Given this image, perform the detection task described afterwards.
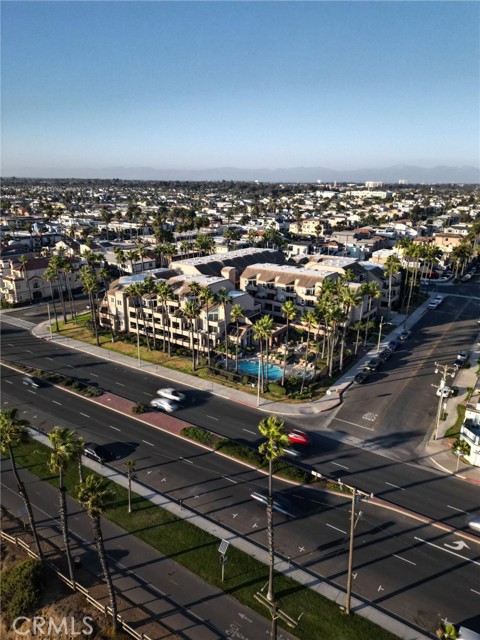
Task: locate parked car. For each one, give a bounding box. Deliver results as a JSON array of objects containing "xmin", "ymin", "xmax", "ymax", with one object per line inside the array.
[
  {"xmin": 22, "ymin": 375, "xmax": 44, "ymax": 388},
  {"xmin": 453, "ymin": 358, "xmax": 465, "ymax": 370},
  {"xmin": 436, "ymin": 385, "xmax": 453, "ymax": 398},
  {"xmin": 388, "ymin": 338, "xmax": 401, "ymax": 351},
  {"xmin": 157, "ymin": 388, "xmax": 186, "ymax": 403},
  {"xmin": 399, "ymin": 330, "xmax": 411, "ymax": 341},
  {"xmin": 364, "ymin": 357, "xmax": 381, "ymax": 372},
  {"xmin": 287, "ymin": 429, "xmax": 310, "ymax": 446},
  {"xmin": 379, "ymin": 349, "xmax": 392, "ymax": 362},
  {"xmin": 250, "ymin": 491, "xmax": 298, "ymax": 517},
  {"xmin": 428, "ymin": 299, "xmax": 440, "ymax": 310},
  {"xmin": 461, "ymin": 273, "xmax": 472, "ymax": 282},
  {"xmin": 150, "ymin": 397, "xmax": 178, "ymax": 413},
  {"xmin": 83, "ymin": 442, "xmax": 112, "ymax": 464},
  {"xmin": 353, "ymin": 370, "xmax": 369, "ymax": 384},
  {"xmin": 457, "ymin": 351, "xmax": 469, "ymax": 362},
  {"xmin": 434, "ymin": 294, "xmax": 445, "ymax": 304},
  {"xmin": 468, "ymin": 516, "xmax": 480, "ymax": 532}
]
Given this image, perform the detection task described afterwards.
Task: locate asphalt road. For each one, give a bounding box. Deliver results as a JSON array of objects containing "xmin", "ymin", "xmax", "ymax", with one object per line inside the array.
[{"xmin": 2, "ymin": 368, "xmax": 480, "ymax": 634}]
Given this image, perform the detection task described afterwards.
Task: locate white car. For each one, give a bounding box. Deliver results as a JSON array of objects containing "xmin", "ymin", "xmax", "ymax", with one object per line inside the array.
[
  {"xmin": 157, "ymin": 388, "xmax": 186, "ymax": 403},
  {"xmin": 436, "ymin": 385, "xmax": 453, "ymax": 398},
  {"xmin": 434, "ymin": 294, "xmax": 445, "ymax": 304},
  {"xmin": 428, "ymin": 300, "xmax": 440, "ymax": 310},
  {"xmin": 150, "ymin": 397, "xmax": 178, "ymax": 413}
]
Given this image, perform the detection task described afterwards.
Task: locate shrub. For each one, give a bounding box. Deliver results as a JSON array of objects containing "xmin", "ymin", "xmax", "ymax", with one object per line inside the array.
[
  {"xmin": 132, "ymin": 402, "xmax": 147, "ymax": 414},
  {"xmin": 268, "ymin": 382, "xmax": 286, "ymax": 397},
  {"xmin": 1, "ymin": 558, "xmax": 45, "ymax": 627},
  {"xmin": 181, "ymin": 426, "xmax": 222, "ymax": 446}
]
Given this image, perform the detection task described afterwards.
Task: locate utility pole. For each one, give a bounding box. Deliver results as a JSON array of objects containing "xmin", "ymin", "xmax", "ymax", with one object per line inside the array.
[
  {"xmin": 254, "ymin": 591, "xmax": 297, "ymax": 640},
  {"xmin": 433, "ymin": 362, "xmax": 455, "ymax": 440},
  {"xmin": 376, "ymin": 316, "xmax": 384, "ymax": 353}
]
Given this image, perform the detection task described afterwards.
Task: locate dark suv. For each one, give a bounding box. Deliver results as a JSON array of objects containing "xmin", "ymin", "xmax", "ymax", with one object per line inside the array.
[{"xmin": 83, "ymin": 443, "xmax": 111, "ymax": 464}]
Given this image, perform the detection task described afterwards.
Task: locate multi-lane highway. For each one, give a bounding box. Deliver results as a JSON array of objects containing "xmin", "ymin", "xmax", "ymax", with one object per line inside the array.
[{"xmin": 1, "ymin": 285, "xmax": 480, "ymax": 636}]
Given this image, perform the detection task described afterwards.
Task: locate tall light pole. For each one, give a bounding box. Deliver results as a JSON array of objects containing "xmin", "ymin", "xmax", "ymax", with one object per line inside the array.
[
  {"xmin": 343, "ymin": 484, "xmax": 370, "ymax": 615},
  {"xmin": 256, "ymin": 356, "xmax": 262, "ymax": 407},
  {"xmin": 433, "ymin": 362, "xmax": 455, "ymax": 440},
  {"xmin": 376, "ymin": 316, "xmax": 384, "ymax": 353}
]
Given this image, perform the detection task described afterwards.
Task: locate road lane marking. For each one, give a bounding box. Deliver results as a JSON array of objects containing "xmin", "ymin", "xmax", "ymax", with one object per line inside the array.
[
  {"xmin": 4, "ymin": 380, "xmax": 12, "ymax": 384},
  {"xmin": 471, "ymin": 589, "xmax": 480, "ymax": 596},
  {"xmin": 89, "ymin": 373, "xmax": 99, "ymax": 377},
  {"xmin": 447, "ymin": 505, "xmax": 470, "ymax": 514},
  {"xmin": 326, "ymin": 523, "xmax": 347, "ymax": 535},
  {"xmin": 393, "ymin": 554, "xmax": 416, "ymax": 566},
  {"xmin": 79, "ymin": 412, "xmax": 90, "ymax": 418},
  {"xmin": 46, "ymin": 357, "xmax": 54, "ymax": 361},
  {"xmin": 180, "ymin": 457, "xmax": 193, "ymax": 464},
  {"xmin": 222, "ymin": 476, "xmax": 238, "ymax": 484},
  {"xmin": 142, "ymin": 392, "xmax": 151, "ymax": 396},
  {"xmin": 25, "ymin": 350, "xmax": 33, "ymax": 354},
  {"xmin": 52, "ymin": 401, "xmax": 62, "ymax": 405},
  {"xmin": 109, "ymin": 426, "xmax": 120, "ymax": 431},
  {"xmin": 385, "ymin": 482, "xmax": 405, "ymax": 490},
  {"xmin": 115, "ymin": 382, "xmax": 125, "ymax": 387},
  {"xmin": 331, "ymin": 462, "xmax": 349, "ymax": 469},
  {"xmin": 207, "ymin": 415, "xmax": 219, "ymax": 421},
  {"xmin": 414, "ymin": 537, "xmax": 480, "ymax": 566},
  {"xmin": 243, "ymin": 428, "xmax": 256, "ymax": 435},
  {"xmin": 66, "ymin": 364, "xmax": 74, "ymax": 368},
  {"xmin": 142, "ymin": 440, "xmax": 154, "ymax": 447},
  {"xmin": 8, "ymin": 343, "xmax": 15, "ymax": 346},
  {"xmin": 333, "ymin": 417, "xmax": 375, "ymax": 431}
]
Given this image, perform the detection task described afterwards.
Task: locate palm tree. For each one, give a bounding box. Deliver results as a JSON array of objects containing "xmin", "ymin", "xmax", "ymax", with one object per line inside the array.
[
  {"xmin": 259, "ymin": 315, "xmax": 274, "ymax": 391},
  {"xmin": 80, "ymin": 265, "xmax": 100, "ymax": 346},
  {"xmin": 257, "ymin": 415, "xmax": 289, "ymax": 638},
  {"xmin": 48, "ymin": 426, "xmax": 80, "ymax": 586},
  {"xmin": 43, "ymin": 265, "xmax": 60, "ymax": 331},
  {"xmin": 300, "ymin": 310, "xmax": 316, "ymax": 393},
  {"xmin": 124, "ymin": 249, "xmax": 139, "ymax": 274},
  {"xmin": 0, "ymin": 409, "xmax": 43, "ymax": 559},
  {"xmin": 280, "ymin": 300, "xmax": 297, "ymax": 387},
  {"xmin": 156, "ymin": 280, "xmax": 175, "ymax": 355},
  {"xmin": 200, "ymin": 286, "xmax": 215, "ymax": 368},
  {"xmin": 48, "ymin": 255, "xmax": 68, "ymax": 323},
  {"xmin": 360, "ymin": 281, "xmax": 380, "ymax": 346},
  {"xmin": 230, "ymin": 304, "xmax": 244, "ymax": 373},
  {"xmin": 183, "ymin": 300, "xmax": 201, "ymax": 371},
  {"xmin": 19, "ymin": 255, "xmax": 33, "ymax": 304},
  {"xmin": 77, "ymin": 475, "xmax": 118, "ymax": 632},
  {"xmin": 337, "ymin": 284, "xmax": 361, "ymax": 371},
  {"xmin": 216, "ymin": 288, "xmax": 233, "ymax": 367},
  {"xmin": 384, "ymin": 255, "xmax": 401, "ymax": 321}
]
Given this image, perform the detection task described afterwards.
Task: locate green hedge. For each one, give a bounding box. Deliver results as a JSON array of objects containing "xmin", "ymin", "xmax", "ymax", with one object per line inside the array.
[{"xmin": 0, "ymin": 558, "xmax": 45, "ymax": 628}]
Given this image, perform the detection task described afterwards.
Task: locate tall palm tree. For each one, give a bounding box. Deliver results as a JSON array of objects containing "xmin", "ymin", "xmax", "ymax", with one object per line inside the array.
[
  {"xmin": 48, "ymin": 426, "xmax": 80, "ymax": 586},
  {"xmin": 259, "ymin": 315, "xmax": 274, "ymax": 392},
  {"xmin": 62, "ymin": 260, "xmax": 77, "ymax": 324},
  {"xmin": 43, "ymin": 266, "xmax": 60, "ymax": 332},
  {"xmin": 384, "ymin": 254, "xmax": 401, "ymax": 321},
  {"xmin": 200, "ymin": 286, "xmax": 215, "ymax": 368},
  {"xmin": 48, "ymin": 255, "xmax": 68, "ymax": 323},
  {"xmin": 19, "ymin": 255, "xmax": 33, "ymax": 304},
  {"xmin": 155, "ymin": 280, "xmax": 175, "ymax": 355},
  {"xmin": 360, "ymin": 281, "xmax": 380, "ymax": 346},
  {"xmin": 337, "ymin": 284, "xmax": 361, "ymax": 371},
  {"xmin": 216, "ymin": 288, "xmax": 233, "ymax": 367},
  {"xmin": 300, "ymin": 310, "xmax": 316, "ymax": 393},
  {"xmin": 77, "ymin": 476, "xmax": 118, "ymax": 632},
  {"xmin": 230, "ymin": 304, "xmax": 244, "ymax": 373},
  {"xmin": 183, "ymin": 300, "xmax": 201, "ymax": 371},
  {"xmin": 280, "ymin": 300, "xmax": 297, "ymax": 387},
  {"xmin": 0, "ymin": 409, "xmax": 43, "ymax": 559},
  {"xmin": 257, "ymin": 415, "xmax": 289, "ymax": 639},
  {"xmin": 80, "ymin": 265, "xmax": 100, "ymax": 346}
]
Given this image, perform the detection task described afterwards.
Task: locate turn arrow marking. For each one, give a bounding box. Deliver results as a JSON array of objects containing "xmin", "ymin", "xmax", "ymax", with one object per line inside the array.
[{"xmin": 444, "ymin": 540, "xmax": 470, "ymax": 551}]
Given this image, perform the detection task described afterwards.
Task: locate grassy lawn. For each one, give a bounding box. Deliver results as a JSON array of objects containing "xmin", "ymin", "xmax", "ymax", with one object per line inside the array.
[
  {"xmin": 11, "ymin": 438, "xmax": 400, "ymax": 640},
  {"xmin": 444, "ymin": 404, "xmax": 466, "ymax": 439}
]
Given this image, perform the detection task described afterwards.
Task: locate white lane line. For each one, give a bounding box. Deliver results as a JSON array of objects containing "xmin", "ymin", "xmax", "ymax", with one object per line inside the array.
[
  {"xmin": 471, "ymin": 589, "xmax": 480, "ymax": 596},
  {"xmin": 109, "ymin": 426, "xmax": 121, "ymax": 431},
  {"xmin": 89, "ymin": 373, "xmax": 99, "ymax": 377},
  {"xmin": 331, "ymin": 462, "xmax": 349, "ymax": 469},
  {"xmin": 46, "ymin": 357, "xmax": 54, "ymax": 361},
  {"xmin": 333, "ymin": 417, "xmax": 375, "ymax": 431},
  {"xmin": 52, "ymin": 401, "xmax": 62, "ymax": 405},
  {"xmin": 326, "ymin": 523, "xmax": 347, "ymax": 535},
  {"xmin": 243, "ymin": 428, "xmax": 256, "ymax": 435},
  {"xmin": 66, "ymin": 364, "xmax": 74, "ymax": 368},
  {"xmin": 79, "ymin": 413, "xmax": 90, "ymax": 418},
  {"xmin": 393, "ymin": 554, "xmax": 416, "ymax": 566},
  {"xmin": 142, "ymin": 392, "xmax": 151, "ymax": 397},
  {"xmin": 180, "ymin": 457, "xmax": 194, "ymax": 464},
  {"xmin": 447, "ymin": 505, "xmax": 470, "ymax": 514},
  {"xmin": 142, "ymin": 440, "xmax": 154, "ymax": 447},
  {"xmin": 8, "ymin": 343, "xmax": 15, "ymax": 346},
  {"xmin": 222, "ymin": 476, "xmax": 238, "ymax": 484},
  {"xmin": 207, "ymin": 415, "xmax": 219, "ymax": 421},
  {"xmin": 25, "ymin": 350, "xmax": 33, "ymax": 353},
  {"xmin": 115, "ymin": 382, "xmax": 125, "ymax": 387},
  {"xmin": 385, "ymin": 482, "xmax": 405, "ymax": 491},
  {"xmin": 414, "ymin": 537, "xmax": 480, "ymax": 566},
  {"xmin": 4, "ymin": 380, "xmax": 12, "ymax": 384}
]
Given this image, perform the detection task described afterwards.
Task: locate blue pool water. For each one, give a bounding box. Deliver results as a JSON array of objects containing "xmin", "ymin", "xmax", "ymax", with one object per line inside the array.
[{"xmin": 238, "ymin": 360, "xmax": 283, "ymax": 381}]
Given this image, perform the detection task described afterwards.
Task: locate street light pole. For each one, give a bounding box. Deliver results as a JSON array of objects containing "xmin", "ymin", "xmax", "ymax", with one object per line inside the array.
[
  {"xmin": 433, "ymin": 362, "xmax": 455, "ymax": 440},
  {"xmin": 256, "ymin": 357, "xmax": 262, "ymax": 407},
  {"xmin": 376, "ymin": 316, "xmax": 384, "ymax": 354}
]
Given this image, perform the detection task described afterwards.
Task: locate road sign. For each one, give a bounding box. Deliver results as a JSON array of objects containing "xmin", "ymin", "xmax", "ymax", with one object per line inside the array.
[{"xmin": 218, "ymin": 539, "xmax": 229, "ymax": 555}]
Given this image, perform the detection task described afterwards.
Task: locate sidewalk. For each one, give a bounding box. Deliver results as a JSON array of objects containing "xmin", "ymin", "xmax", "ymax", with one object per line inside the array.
[{"xmin": 18, "ymin": 298, "xmax": 480, "ymax": 485}]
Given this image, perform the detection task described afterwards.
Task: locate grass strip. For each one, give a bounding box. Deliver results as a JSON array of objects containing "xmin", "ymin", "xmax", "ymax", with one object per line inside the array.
[{"xmin": 11, "ymin": 437, "xmax": 399, "ymax": 640}]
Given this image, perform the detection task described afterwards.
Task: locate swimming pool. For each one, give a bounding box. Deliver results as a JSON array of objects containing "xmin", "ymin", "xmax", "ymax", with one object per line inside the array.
[{"xmin": 238, "ymin": 359, "xmax": 283, "ymax": 381}]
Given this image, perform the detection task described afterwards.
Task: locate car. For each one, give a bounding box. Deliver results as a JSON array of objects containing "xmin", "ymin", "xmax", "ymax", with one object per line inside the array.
[
  {"xmin": 379, "ymin": 349, "xmax": 392, "ymax": 362},
  {"xmin": 364, "ymin": 357, "xmax": 381, "ymax": 372},
  {"xmin": 83, "ymin": 442, "xmax": 112, "ymax": 464},
  {"xmin": 438, "ymin": 275, "xmax": 452, "ymax": 282},
  {"xmin": 434, "ymin": 294, "xmax": 445, "ymax": 303},
  {"xmin": 457, "ymin": 351, "xmax": 469, "ymax": 362},
  {"xmin": 353, "ymin": 370, "xmax": 369, "ymax": 384},
  {"xmin": 282, "ymin": 444, "xmax": 304, "ymax": 459},
  {"xmin": 399, "ymin": 330, "xmax": 411, "ymax": 341},
  {"xmin": 388, "ymin": 338, "xmax": 401, "ymax": 351},
  {"xmin": 157, "ymin": 388, "xmax": 186, "ymax": 403},
  {"xmin": 150, "ymin": 397, "xmax": 178, "ymax": 413},
  {"xmin": 428, "ymin": 300, "xmax": 440, "ymax": 310},
  {"xmin": 22, "ymin": 375, "xmax": 43, "ymax": 388},
  {"xmin": 461, "ymin": 273, "xmax": 472, "ymax": 282},
  {"xmin": 468, "ymin": 516, "xmax": 480, "ymax": 532},
  {"xmin": 453, "ymin": 358, "xmax": 465, "ymax": 370},
  {"xmin": 250, "ymin": 492, "xmax": 298, "ymax": 517},
  {"xmin": 436, "ymin": 385, "xmax": 453, "ymax": 398},
  {"xmin": 287, "ymin": 429, "xmax": 309, "ymax": 446}
]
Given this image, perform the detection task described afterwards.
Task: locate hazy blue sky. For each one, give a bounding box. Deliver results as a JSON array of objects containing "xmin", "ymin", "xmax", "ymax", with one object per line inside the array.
[{"xmin": 2, "ymin": 1, "xmax": 479, "ymax": 176}]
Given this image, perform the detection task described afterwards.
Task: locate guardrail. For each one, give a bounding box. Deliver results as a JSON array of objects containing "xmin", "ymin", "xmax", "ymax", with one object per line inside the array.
[{"xmin": 0, "ymin": 529, "xmax": 153, "ymax": 640}]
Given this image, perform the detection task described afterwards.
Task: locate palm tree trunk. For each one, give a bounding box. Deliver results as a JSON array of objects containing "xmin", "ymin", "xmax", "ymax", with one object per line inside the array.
[
  {"xmin": 91, "ymin": 514, "xmax": 118, "ymax": 631},
  {"xmin": 235, "ymin": 321, "xmax": 239, "ymax": 373},
  {"xmin": 281, "ymin": 320, "xmax": 289, "ymax": 387},
  {"xmin": 267, "ymin": 458, "xmax": 275, "ymax": 603},
  {"xmin": 301, "ymin": 329, "xmax": 310, "ymax": 393},
  {"xmin": 8, "ymin": 444, "xmax": 43, "ymax": 560},
  {"xmin": 205, "ymin": 302, "xmax": 211, "ymax": 368},
  {"xmin": 59, "ymin": 470, "xmax": 75, "ymax": 588},
  {"xmin": 57, "ymin": 274, "xmax": 68, "ymax": 324},
  {"xmin": 89, "ymin": 291, "xmax": 100, "ymax": 346},
  {"xmin": 191, "ymin": 325, "xmax": 195, "ymax": 371},
  {"xmin": 49, "ymin": 281, "xmax": 59, "ymax": 332}
]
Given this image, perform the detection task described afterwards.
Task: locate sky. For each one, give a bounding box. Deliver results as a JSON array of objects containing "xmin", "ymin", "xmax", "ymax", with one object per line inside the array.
[{"xmin": 1, "ymin": 1, "xmax": 479, "ymax": 178}]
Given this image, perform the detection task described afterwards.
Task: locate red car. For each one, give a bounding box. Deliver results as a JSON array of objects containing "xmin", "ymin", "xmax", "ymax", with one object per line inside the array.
[{"xmin": 287, "ymin": 429, "xmax": 309, "ymax": 446}]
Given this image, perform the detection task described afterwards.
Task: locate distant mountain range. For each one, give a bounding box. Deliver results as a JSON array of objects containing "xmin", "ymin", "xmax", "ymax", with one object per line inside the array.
[{"xmin": 4, "ymin": 164, "xmax": 479, "ymax": 184}]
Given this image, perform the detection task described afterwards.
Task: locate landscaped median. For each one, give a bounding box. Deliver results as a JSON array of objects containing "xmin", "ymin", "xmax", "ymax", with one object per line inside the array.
[{"xmin": 6, "ymin": 435, "xmax": 399, "ymax": 640}]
